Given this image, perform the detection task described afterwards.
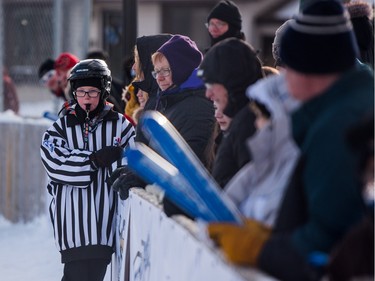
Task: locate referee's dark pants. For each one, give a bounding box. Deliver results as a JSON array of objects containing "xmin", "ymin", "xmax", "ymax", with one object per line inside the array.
[{"xmin": 61, "ymin": 258, "xmax": 111, "ymax": 281}]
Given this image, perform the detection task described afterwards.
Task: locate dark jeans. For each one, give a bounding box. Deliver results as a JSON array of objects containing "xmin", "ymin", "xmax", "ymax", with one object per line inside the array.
[{"xmin": 61, "ymin": 258, "xmax": 111, "ymax": 281}]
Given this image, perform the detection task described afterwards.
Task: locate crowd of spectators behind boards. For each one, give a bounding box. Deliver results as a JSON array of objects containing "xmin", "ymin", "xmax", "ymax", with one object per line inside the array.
[{"xmin": 1, "ymin": 0, "xmax": 374, "ymax": 281}]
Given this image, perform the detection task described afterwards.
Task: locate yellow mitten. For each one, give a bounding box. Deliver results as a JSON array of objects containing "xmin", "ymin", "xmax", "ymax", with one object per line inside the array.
[
  {"xmin": 123, "ymin": 83, "xmax": 140, "ymax": 117},
  {"xmin": 208, "ymin": 219, "xmax": 271, "ymax": 266}
]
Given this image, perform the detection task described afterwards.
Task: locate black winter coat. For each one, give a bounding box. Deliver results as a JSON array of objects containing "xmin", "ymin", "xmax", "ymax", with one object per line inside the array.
[
  {"xmin": 212, "ymin": 106, "xmax": 256, "ymax": 188},
  {"xmin": 137, "ymin": 86, "xmax": 215, "ymax": 168}
]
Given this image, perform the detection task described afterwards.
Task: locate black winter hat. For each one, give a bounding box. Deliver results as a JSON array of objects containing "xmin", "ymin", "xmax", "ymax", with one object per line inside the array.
[
  {"xmin": 280, "ymin": 0, "xmax": 359, "ymax": 74},
  {"xmin": 132, "ymin": 34, "xmax": 172, "ymax": 96},
  {"xmin": 272, "ymin": 20, "xmax": 291, "ymax": 67},
  {"xmin": 207, "ymin": 0, "xmax": 242, "ymax": 30},
  {"xmin": 157, "ymin": 35, "xmax": 203, "ymax": 86},
  {"xmin": 38, "ymin": 58, "xmax": 55, "ymax": 79},
  {"xmin": 198, "ymin": 38, "xmax": 264, "ymax": 118}
]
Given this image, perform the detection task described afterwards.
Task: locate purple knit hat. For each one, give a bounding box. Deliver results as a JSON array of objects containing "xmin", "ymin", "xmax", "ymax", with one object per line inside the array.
[{"xmin": 157, "ymin": 35, "xmax": 203, "ymax": 86}]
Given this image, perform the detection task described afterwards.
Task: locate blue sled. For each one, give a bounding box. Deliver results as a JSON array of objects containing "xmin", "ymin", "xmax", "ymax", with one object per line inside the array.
[
  {"xmin": 128, "ymin": 111, "xmax": 242, "ymax": 223},
  {"xmin": 43, "ymin": 111, "xmax": 59, "ymax": 121},
  {"xmin": 125, "ymin": 143, "xmax": 221, "ymax": 222}
]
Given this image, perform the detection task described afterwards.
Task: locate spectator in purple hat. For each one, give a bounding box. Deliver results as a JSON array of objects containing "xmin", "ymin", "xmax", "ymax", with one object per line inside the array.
[
  {"xmin": 150, "ymin": 34, "xmax": 216, "ymax": 216},
  {"xmin": 147, "ymin": 34, "xmax": 216, "ymax": 167}
]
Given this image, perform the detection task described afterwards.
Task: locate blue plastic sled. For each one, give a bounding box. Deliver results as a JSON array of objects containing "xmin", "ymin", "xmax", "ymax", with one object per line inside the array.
[
  {"xmin": 127, "ymin": 111, "xmax": 242, "ymax": 223},
  {"xmin": 125, "ymin": 143, "xmax": 222, "ymax": 222}
]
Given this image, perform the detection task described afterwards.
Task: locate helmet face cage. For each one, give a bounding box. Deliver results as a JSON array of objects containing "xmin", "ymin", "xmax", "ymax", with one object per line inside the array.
[{"xmin": 69, "ymin": 59, "xmax": 112, "ymax": 99}]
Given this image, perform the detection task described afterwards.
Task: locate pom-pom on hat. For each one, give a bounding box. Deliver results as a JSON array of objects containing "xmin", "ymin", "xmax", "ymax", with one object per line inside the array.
[
  {"xmin": 280, "ymin": 0, "xmax": 359, "ymax": 74},
  {"xmin": 207, "ymin": 0, "xmax": 242, "ymax": 30},
  {"xmin": 54, "ymin": 52, "xmax": 79, "ymax": 71},
  {"xmin": 157, "ymin": 35, "xmax": 203, "ymax": 86}
]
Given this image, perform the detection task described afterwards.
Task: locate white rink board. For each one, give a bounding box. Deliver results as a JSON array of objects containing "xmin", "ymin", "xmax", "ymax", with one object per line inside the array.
[{"xmin": 113, "ymin": 189, "xmax": 278, "ymax": 281}]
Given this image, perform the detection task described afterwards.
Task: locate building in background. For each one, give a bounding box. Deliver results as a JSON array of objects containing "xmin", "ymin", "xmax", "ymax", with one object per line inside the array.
[
  {"xmin": 1, "ymin": 0, "xmax": 301, "ymax": 84},
  {"xmin": 92, "ymin": 0, "xmax": 300, "ymax": 78}
]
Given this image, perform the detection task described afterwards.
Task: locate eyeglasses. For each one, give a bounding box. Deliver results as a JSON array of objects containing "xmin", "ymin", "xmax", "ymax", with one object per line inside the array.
[
  {"xmin": 151, "ymin": 68, "xmax": 171, "ymax": 79},
  {"xmin": 39, "ymin": 69, "xmax": 56, "ymax": 86},
  {"xmin": 205, "ymin": 21, "xmax": 227, "ymax": 29},
  {"xmin": 205, "ymin": 83, "xmax": 211, "ymax": 88},
  {"xmin": 74, "ymin": 89, "xmax": 101, "ymax": 98}
]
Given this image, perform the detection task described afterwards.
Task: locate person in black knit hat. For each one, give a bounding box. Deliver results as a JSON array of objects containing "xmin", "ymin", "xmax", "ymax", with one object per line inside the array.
[
  {"xmin": 198, "ymin": 37, "xmax": 264, "ymax": 188},
  {"xmin": 205, "ymin": 0, "xmax": 245, "ymax": 50}
]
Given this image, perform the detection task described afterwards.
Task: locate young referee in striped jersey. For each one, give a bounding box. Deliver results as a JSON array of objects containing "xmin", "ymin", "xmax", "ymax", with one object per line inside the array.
[{"xmin": 40, "ymin": 59, "xmax": 135, "ymax": 281}]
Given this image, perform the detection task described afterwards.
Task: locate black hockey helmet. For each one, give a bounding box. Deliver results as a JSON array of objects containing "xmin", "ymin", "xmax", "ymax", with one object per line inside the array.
[{"xmin": 69, "ymin": 59, "xmax": 112, "ymax": 99}]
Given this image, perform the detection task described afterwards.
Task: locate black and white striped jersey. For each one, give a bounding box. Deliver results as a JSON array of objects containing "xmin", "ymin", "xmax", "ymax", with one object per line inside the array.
[{"xmin": 40, "ymin": 107, "xmax": 135, "ymax": 259}]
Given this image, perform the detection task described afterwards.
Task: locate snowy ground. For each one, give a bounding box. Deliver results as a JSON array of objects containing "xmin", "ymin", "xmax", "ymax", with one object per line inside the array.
[
  {"xmin": 0, "ymin": 85, "xmax": 61, "ymax": 280},
  {"xmin": 0, "ymin": 215, "xmax": 63, "ymax": 281},
  {"xmin": 0, "ymin": 214, "xmax": 113, "ymax": 281}
]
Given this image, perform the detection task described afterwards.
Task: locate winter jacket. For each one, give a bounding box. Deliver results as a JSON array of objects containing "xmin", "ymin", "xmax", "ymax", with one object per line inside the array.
[
  {"xmin": 40, "ymin": 102, "xmax": 135, "ymax": 263},
  {"xmin": 225, "ymin": 74, "xmax": 300, "ymax": 226},
  {"xmin": 138, "ymin": 69, "xmax": 215, "ymax": 167},
  {"xmin": 258, "ymin": 63, "xmax": 374, "ymax": 281},
  {"xmin": 212, "ymin": 106, "xmax": 256, "ymax": 188}
]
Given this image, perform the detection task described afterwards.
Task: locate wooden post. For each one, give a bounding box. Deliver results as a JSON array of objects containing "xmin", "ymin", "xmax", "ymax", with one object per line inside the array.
[{"xmin": 122, "ymin": 0, "xmax": 138, "ymax": 60}]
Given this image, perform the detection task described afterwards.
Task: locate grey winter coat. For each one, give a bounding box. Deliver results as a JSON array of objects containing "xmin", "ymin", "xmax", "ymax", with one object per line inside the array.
[{"xmin": 225, "ymin": 74, "xmax": 300, "ymax": 226}]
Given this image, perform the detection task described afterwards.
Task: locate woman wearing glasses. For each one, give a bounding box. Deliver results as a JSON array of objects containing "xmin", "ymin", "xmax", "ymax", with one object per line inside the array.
[
  {"xmin": 148, "ymin": 35, "xmax": 216, "ymax": 217},
  {"xmin": 150, "ymin": 34, "xmax": 216, "ymax": 168}
]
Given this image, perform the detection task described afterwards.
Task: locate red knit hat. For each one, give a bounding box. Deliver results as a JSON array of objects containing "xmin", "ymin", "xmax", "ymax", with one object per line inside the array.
[{"xmin": 54, "ymin": 52, "xmax": 79, "ymax": 71}]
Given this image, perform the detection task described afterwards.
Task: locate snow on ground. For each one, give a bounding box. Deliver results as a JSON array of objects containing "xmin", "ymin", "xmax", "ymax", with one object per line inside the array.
[
  {"xmin": 0, "ymin": 214, "xmax": 111, "ymax": 281},
  {"xmin": 0, "ymin": 86, "xmax": 112, "ymax": 281},
  {"xmin": 1, "ymin": 86, "xmax": 63, "ymax": 280},
  {"xmin": 0, "ymin": 215, "xmax": 62, "ymax": 281}
]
